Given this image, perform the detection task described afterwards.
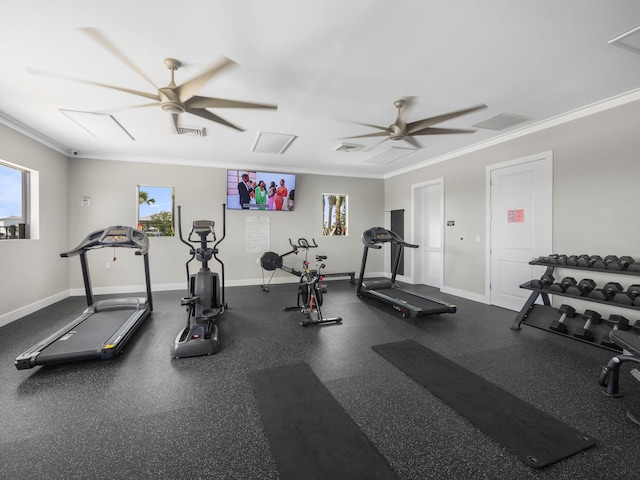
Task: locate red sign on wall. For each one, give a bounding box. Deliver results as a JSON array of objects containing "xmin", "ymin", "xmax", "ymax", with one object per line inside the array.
[{"xmin": 507, "ymin": 209, "xmax": 524, "ymax": 223}]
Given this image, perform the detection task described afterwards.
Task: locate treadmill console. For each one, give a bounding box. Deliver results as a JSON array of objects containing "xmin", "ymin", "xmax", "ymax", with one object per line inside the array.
[
  {"xmin": 362, "ymin": 227, "xmax": 412, "ymax": 248},
  {"xmin": 61, "ymin": 226, "xmax": 149, "ymax": 257}
]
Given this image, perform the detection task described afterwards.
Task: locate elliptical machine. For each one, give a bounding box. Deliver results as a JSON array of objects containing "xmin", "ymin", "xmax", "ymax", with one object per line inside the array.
[{"xmin": 171, "ymin": 204, "xmax": 226, "ymax": 359}]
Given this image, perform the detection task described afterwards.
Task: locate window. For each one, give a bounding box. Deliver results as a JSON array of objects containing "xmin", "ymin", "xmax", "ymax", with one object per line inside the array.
[
  {"xmin": 0, "ymin": 160, "xmax": 34, "ymax": 239},
  {"xmin": 137, "ymin": 185, "xmax": 175, "ymax": 237}
]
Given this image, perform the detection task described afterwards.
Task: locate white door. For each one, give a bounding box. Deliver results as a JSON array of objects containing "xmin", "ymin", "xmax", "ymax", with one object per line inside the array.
[
  {"xmin": 413, "ymin": 180, "xmax": 443, "ymax": 288},
  {"xmin": 488, "ymin": 152, "xmax": 552, "ymax": 310}
]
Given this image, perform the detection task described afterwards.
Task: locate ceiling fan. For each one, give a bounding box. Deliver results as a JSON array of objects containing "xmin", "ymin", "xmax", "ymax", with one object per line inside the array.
[
  {"xmin": 27, "ymin": 28, "xmax": 277, "ymax": 132},
  {"xmin": 343, "ymin": 97, "xmax": 487, "ymax": 149}
]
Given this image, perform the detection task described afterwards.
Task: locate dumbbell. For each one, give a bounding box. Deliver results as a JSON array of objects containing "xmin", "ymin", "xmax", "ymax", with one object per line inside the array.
[
  {"xmin": 601, "ymin": 315, "xmax": 631, "ymax": 349},
  {"xmin": 576, "ymin": 254, "xmax": 592, "ymax": 267},
  {"xmin": 566, "ymin": 255, "xmax": 582, "ymax": 266},
  {"xmin": 590, "ymin": 282, "xmax": 624, "ymax": 301},
  {"xmin": 565, "ymin": 278, "xmax": 596, "ymax": 297},
  {"xmin": 592, "ymin": 256, "xmax": 611, "ymax": 269},
  {"xmin": 573, "ymin": 309, "xmax": 602, "ymax": 341},
  {"xmin": 613, "ymin": 284, "xmax": 640, "ymax": 305},
  {"xmin": 627, "ymin": 261, "xmax": 640, "ymax": 273},
  {"xmin": 577, "ymin": 255, "xmax": 601, "ymax": 268},
  {"xmin": 549, "ymin": 277, "xmax": 577, "ymax": 293},
  {"xmin": 607, "ymin": 256, "xmax": 635, "ymax": 270},
  {"xmin": 549, "ymin": 304, "xmax": 576, "ymax": 333},
  {"xmin": 530, "ymin": 273, "xmax": 554, "ymax": 289}
]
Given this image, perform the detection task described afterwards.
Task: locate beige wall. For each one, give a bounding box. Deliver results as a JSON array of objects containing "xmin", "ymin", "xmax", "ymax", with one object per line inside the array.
[
  {"xmin": 66, "ymin": 158, "xmax": 385, "ymax": 293},
  {"xmin": 3, "ymin": 96, "xmax": 640, "ymax": 324},
  {"xmin": 0, "ymin": 125, "xmax": 69, "ymax": 325},
  {"xmin": 384, "ymin": 98, "xmax": 640, "ymax": 299}
]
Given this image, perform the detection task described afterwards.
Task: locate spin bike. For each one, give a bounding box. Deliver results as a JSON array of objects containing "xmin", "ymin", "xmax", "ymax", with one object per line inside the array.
[
  {"xmin": 260, "ymin": 238, "xmax": 342, "ymax": 326},
  {"xmin": 170, "ymin": 204, "xmax": 226, "ymax": 358}
]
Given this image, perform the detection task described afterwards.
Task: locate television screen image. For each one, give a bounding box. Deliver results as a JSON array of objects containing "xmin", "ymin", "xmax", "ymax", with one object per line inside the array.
[{"xmin": 227, "ymin": 170, "xmax": 296, "ymax": 211}]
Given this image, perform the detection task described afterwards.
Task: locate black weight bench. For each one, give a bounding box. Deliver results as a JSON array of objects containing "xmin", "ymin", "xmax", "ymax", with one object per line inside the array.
[{"xmin": 599, "ymin": 329, "xmax": 640, "ymax": 424}]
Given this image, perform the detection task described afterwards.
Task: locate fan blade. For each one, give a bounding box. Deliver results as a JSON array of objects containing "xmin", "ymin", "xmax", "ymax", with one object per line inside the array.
[
  {"xmin": 171, "ymin": 113, "xmax": 179, "ymax": 133},
  {"xmin": 27, "ymin": 67, "xmax": 159, "ymax": 101},
  {"xmin": 407, "ymin": 104, "xmax": 487, "ymax": 134},
  {"xmin": 348, "ymin": 121, "xmax": 390, "ymax": 132},
  {"xmin": 342, "ymin": 131, "xmax": 390, "ymax": 140},
  {"xmin": 185, "ymin": 107, "xmax": 244, "ymax": 132},
  {"xmin": 81, "ymin": 27, "xmax": 158, "ymax": 90},
  {"xmin": 411, "ymin": 127, "xmax": 477, "ymax": 136},
  {"xmin": 186, "ymin": 95, "xmax": 277, "ymax": 110},
  {"xmin": 175, "ymin": 57, "xmax": 237, "ymax": 103},
  {"xmin": 100, "ymin": 102, "xmax": 161, "ymax": 114},
  {"xmin": 362, "ymin": 136, "xmax": 391, "ymax": 152},
  {"xmin": 402, "ymin": 136, "xmax": 423, "ymax": 149}
]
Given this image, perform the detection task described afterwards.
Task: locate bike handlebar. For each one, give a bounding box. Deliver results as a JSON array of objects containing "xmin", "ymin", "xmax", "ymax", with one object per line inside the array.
[{"xmin": 289, "ymin": 237, "xmax": 318, "ymax": 250}]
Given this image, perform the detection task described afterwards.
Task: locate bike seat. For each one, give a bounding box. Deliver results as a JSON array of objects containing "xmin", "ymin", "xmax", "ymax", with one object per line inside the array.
[
  {"xmin": 610, "ymin": 330, "xmax": 640, "ymax": 357},
  {"xmin": 316, "ymin": 255, "xmax": 327, "ymax": 261}
]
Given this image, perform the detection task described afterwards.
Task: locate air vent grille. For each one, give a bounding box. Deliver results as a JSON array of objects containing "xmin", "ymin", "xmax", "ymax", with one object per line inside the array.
[
  {"xmin": 473, "ymin": 113, "xmax": 532, "ymax": 131},
  {"xmin": 177, "ymin": 126, "xmax": 206, "ymax": 137},
  {"xmin": 334, "ymin": 142, "xmax": 364, "ymax": 152}
]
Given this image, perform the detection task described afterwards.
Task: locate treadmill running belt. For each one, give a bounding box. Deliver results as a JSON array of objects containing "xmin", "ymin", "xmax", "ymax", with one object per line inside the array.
[
  {"xmin": 248, "ymin": 362, "xmax": 398, "ymax": 480},
  {"xmin": 36, "ymin": 310, "xmax": 134, "ymax": 362}
]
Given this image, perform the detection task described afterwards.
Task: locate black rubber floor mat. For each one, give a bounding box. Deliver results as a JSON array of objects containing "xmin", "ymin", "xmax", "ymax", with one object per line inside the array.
[
  {"xmin": 248, "ymin": 362, "xmax": 398, "ymax": 480},
  {"xmin": 372, "ymin": 340, "xmax": 596, "ymax": 468}
]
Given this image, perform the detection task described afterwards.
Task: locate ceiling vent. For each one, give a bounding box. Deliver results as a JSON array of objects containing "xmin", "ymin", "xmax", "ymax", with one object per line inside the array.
[
  {"xmin": 59, "ymin": 109, "xmax": 134, "ymax": 140},
  {"xmin": 334, "ymin": 142, "xmax": 364, "ymax": 152},
  {"xmin": 473, "ymin": 113, "xmax": 532, "ymax": 131},
  {"xmin": 364, "ymin": 147, "xmax": 415, "ymax": 164},
  {"xmin": 609, "ymin": 24, "xmax": 640, "ymax": 55},
  {"xmin": 251, "ymin": 132, "xmax": 297, "ymax": 154},
  {"xmin": 176, "ymin": 126, "xmax": 206, "ymax": 137}
]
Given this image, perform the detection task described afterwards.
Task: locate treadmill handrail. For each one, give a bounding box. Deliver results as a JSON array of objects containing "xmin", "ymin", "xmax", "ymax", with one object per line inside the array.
[{"xmin": 61, "ymin": 225, "xmax": 149, "ymax": 257}]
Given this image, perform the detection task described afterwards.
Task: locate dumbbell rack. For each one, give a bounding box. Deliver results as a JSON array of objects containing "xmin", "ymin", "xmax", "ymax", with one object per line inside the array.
[{"xmin": 511, "ymin": 257, "xmax": 640, "ymax": 353}]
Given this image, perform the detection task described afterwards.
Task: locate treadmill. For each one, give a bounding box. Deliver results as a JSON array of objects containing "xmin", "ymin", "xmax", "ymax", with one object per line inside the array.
[
  {"xmin": 15, "ymin": 226, "xmax": 153, "ymax": 370},
  {"xmin": 356, "ymin": 226, "xmax": 456, "ymax": 318}
]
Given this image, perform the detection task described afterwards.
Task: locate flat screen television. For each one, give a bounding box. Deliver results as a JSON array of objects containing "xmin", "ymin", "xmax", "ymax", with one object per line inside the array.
[{"xmin": 227, "ymin": 170, "xmax": 296, "ymax": 211}]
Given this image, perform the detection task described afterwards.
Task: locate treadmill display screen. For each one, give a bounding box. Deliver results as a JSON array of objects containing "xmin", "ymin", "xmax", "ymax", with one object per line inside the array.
[{"xmin": 104, "ymin": 228, "xmax": 129, "ymax": 244}]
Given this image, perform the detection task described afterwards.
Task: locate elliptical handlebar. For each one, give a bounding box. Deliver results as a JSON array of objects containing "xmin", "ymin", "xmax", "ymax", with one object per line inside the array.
[{"xmin": 177, "ymin": 206, "xmax": 196, "ymax": 286}]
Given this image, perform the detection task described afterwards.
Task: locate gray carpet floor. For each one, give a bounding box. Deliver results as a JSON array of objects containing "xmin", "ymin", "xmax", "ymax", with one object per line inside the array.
[{"xmin": 2, "ymin": 281, "xmax": 640, "ymax": 479}]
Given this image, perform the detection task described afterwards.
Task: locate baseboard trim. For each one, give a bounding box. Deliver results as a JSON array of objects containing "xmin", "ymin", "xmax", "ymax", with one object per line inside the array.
[
  {"xmin": 0, "ymin": 290, "xmax": 70, "ymax": 328},
  {"xmin": 441, "ymin": 286, "xmax": 489, "ymax": 304}
]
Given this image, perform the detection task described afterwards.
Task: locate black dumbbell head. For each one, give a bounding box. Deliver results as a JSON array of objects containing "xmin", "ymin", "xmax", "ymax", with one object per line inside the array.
[
  {"xmin": 583, "ymin": 309, "xmax": 602, "ymax": 324},
  {"xmin": 578, "ymin": 278, "xmax": 597, "ymax": 293},
  {"xmin": 603, "ymin": 282, "xmax": 624, "ymax": 297},
  {"xmin": 576, "ymin": 254, "xmax": 591, "ymax": 267},
  {"xmin": 609, "ymin": 314, "xmax": 630, "ymax": 329}
]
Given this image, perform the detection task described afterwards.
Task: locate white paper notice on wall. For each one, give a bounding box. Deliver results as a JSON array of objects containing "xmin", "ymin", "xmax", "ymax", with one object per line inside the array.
[
  {"xmin": 507, "ymin": 209, "xmax": 524, "ymax": 223},
  {"xmin": 81, "ymin": 195, "xmax": 91, "ymax": 207},
  {"xmin": 246, "ymin": 216, "xmax": 270, "ymax": 252}
]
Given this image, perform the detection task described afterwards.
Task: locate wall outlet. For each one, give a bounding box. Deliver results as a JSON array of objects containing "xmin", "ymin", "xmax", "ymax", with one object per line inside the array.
[{"xmin": 105, "ymin": 262, "xmax": 111, "ymax": 270}]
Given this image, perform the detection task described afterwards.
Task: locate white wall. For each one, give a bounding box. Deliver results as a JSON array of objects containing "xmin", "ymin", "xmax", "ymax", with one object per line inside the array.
[
  {"xmin": 66, "ymin": 158, "xmax": 385, "ymax": 294},
  {"xmin": 384, "ymin": 97, "xmax": 640, "ymax": 300},
  {"xmin": 0, "ymin": 125, "xmax": 69, "ymax": 326}
]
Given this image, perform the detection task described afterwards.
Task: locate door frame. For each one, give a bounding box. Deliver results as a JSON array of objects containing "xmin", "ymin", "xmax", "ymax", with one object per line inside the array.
[
  {"xmin": 485, "ymin": 150, "xmax": 553, "ymax": 304},
  {"xmin": 411, "ymin": 177, "xmax": 444, "ymax": 286}
]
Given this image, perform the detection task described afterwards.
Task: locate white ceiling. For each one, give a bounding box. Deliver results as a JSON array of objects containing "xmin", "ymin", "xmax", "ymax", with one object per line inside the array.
[{"xmin": 1, "ymin": 1, "xmax": 640, "ymax": 178}]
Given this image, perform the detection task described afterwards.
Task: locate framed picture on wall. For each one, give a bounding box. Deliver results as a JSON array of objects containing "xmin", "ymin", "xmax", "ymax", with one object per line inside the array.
[{"xmin": 322, "ymin": 194, "xmax": 347, "ymax": 236}]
